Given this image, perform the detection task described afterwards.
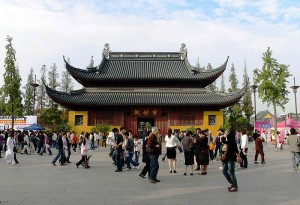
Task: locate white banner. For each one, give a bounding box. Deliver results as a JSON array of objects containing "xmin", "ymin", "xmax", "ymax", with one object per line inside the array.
[{"xmin": 0, "ymin": 116, "xmax": 37, "ymax": 130}]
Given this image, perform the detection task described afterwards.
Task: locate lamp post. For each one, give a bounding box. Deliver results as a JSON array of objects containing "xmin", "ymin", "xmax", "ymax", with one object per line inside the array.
[
  {"xmin": 30, "ymin": 74, "xmax": 39, "ymax": 115},
  {"xmin": 290, "ymin": 77, "xmax": 299, "ymax": 121},
  {"xmin": 251, "ymin": 84, "xmax": 258, "ymax": 131}
]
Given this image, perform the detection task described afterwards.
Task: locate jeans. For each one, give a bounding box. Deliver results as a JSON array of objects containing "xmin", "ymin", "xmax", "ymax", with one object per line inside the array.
[
  {"xmin": 126, "ymin": 152, "xmax": 139, "ymax": 168},
  {"xmin": 134, "ymin": 151, "xmax": 140, "ymax": 163},
  {"xmin": 52, "ymin": 148, "xmax": 65, "ymax": 164},
  {"xmin": 149, "ymin": 154, "xmax": 159, "ymax": 180},
  {"xmin": 240, "ymin": 149, "xmax": 248, "ymax": 168},
  {"xmin": 223, "ymin": 160, "xmax": 238, "ymax": 188},
  {"xmin": 291, "ymin": 152, "xmax": 300, "ymax": 168},
  {"xmin": 115, "ymin": 149, "xmax": 122, "ymax": 171}
]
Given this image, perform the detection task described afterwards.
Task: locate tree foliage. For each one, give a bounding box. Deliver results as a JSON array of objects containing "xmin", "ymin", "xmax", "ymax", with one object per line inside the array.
[
  {"xmin": 1, "ymin": 36, "xmax": 23, "ymax": 117},
  {"xmin": 23, "ymin": 67, "xmax": 34, "ymax": 115},
  {"xmin": 91, "ymin": 123, "xmax": 110, "ymax": 134},
  {"xmin": 61, "ymin": 58, "xmax": 73, "ymax": 93},
  {"xmin": 254, "ymin": 47, "xmax": 291, "ymax": 132},
  {"xmin": 242, "ymin": 61, "xmax": 253, "ymax": 122},
  {"xmin": 206, "ymin": 63, "xmax": 217, "ymax": 91},
  {"xmin": 48, "ymin": 63, "xmax": 59, "ymax": 107},
  {"xmin": 39, "ymin": 105, "xmax": 63, "ymax": 130},
  {"xmin": 37, "ymin": 65, "xmax": 47, "ymax": 113},
  {"xmin": 220, "ymin": 74, "xmax": 225, "ymax": 93}
]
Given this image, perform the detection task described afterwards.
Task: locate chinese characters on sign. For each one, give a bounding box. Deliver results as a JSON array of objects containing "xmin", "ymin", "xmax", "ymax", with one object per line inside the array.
[{"xmin": 131, "ymin": 108, "xmax": 161, "ymax": 117}]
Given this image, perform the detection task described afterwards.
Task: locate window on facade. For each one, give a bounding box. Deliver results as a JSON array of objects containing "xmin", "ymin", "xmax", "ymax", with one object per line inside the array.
[
  {"xmin": 75, "ymin": 115, "xmax": 83, "ymax": 126},
  {"xmin": 179, "ymin": 114, "xmax": 195, "ymax": 125},
  {"xmin": 208, "ymin": 115, "xmax": 216, "ymax": 126},
  {"xmin": 95, "ymin": 114, "xmax": 113, "ymax": 125}
]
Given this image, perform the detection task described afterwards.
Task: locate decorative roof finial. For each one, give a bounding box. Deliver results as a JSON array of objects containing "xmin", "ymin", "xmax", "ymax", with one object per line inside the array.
[
  {"xmin": 180, "ymin": 43, "xmax": 187, "ymax": 60},
  {"xmin": 102, "ymin": 43, "xmax": 110, "ymax": 59},
  {"xmin": 88, "ymin": 56, "xmax": 94, "ymax": 68}
]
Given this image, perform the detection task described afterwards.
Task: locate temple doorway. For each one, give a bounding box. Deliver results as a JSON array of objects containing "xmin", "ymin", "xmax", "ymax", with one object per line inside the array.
[{"xmin": 137, "ymin": 117, "xmax": 154, "ymax": 133}]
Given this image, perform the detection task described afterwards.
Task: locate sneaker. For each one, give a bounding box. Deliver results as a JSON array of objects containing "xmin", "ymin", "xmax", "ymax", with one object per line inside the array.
[
  {"xmin": 183, "ymin": 172, "xmax": 187, "ymax": 176},
  {"xmin": 139, "ymin": 173, "xmax": 146, "ymax": 178},
  {"xmin": 173, "ymin": 170, "xmax": 177, "ymax": 173},
  {"xmin": 219, "ymin": 166, "xmax": 223, "ymax": 170},
  {"xmin": 190, "ymin": 173, "xmax": 193, "ymax": 176},
  {"xmin": 228, "ymin": 187, "xmax": 238, "ymax": 192},
  {"xmin": 254, "ymin": 161, "xmax": 259, "ymax": 164},
  {"xmin": 261, "ymin": 161, "xmax": 266, "ymax": 164},
  {"xmin": 228, "ymin": 185, "xmax": 233, "ymax": 190},
  {"xmin": 149, "ymin": 178, "xmax": 156, "ymax": 183},
  {"xmin": 154, "ymin": 179, "xmax": 160, "ymax": 182},
  {"xmin": 51, "ymin": 162, "xmax": 56, "ymax": 166},
  {"xmin": 115, "ymin": 170, "xmax": 122, "ymax": 172}
]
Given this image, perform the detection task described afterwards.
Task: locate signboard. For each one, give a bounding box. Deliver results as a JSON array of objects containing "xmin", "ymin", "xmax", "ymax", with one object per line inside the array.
[
  {"xmin": 0, "ymin": 116, "xmax": 37, "ymax": 130},
  {"xmin": 131, "ymin": 108, "xmax": 161, "ymax": 117}
]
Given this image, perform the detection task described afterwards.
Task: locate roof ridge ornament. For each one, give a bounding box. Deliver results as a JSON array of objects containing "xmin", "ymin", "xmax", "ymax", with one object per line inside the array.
[
  {"xmin": 87, "ymin": 56, "xmax": 94, "ymax": 69},
  {"xmin": 102, "ymin": 43, "xmax": 110, "ymax": 59},
  {"xmin": 180, "ymin": 43, "xmax": 187, "ymax": 60}
]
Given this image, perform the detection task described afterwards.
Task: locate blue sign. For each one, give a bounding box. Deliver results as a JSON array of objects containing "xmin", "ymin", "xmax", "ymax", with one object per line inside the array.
[{"xmin": 261, "ymin": 124, "xmax": 272, "ymax": 128}]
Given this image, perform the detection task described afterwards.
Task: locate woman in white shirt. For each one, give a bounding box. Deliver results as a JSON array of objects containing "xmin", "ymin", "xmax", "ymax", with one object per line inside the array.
[
  {"xmin": 240, "ymin": 128, "xmax": 248, "ymax": 168},
  {"xmin": 165, "ymin": 128, "xmax": 180, "ymax": 173}
]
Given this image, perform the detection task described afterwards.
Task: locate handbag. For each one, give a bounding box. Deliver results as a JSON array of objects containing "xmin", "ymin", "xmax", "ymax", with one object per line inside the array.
[
  {"xmin": 145, "ymin": 146, "xmax": 154, "ymax": 154},
  {"xmin": 220, "ymin": 151, "xmax": 227, "ymax": 162},
  {"xmin": 236, "ymin": 154, "xmax": 242, "ymax": 164}
]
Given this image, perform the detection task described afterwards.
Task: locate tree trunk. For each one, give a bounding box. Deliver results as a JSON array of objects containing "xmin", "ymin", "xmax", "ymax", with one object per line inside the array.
[{"xmin": 273, "ymin": 102, "xmax": 277, "ymax": 133}]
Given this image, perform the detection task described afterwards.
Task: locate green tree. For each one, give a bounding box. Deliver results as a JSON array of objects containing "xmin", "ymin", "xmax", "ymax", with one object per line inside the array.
[
  {"xmin": 206, "ymin": 63, "xmax": 217, "ymax": 91},
  {"xmin": 1, "ymin": 36, "xmax": 23, "ymax": 128},
  {"xmin": 23, "ymin": 67, "xmax": 34, "ymax": 115},
  {"xmin": 39, "ymin": 105, "xmax": 63, "ymax": 130},
  {"xmin": 226, "ymin": 63, "xmax": 245, "ymax": 129},
  {"xmin": 48, "ymin": 63, "xmax": 59, "ymax": 107},
  {"xmin": 91, "ymin": 123, "xmax": 110, "ymax": 134},
  {"xmin": 242, "ymin": 60, "xmax": 253, "ymax": 124},
  {"xmin": 37, "ymin": 65, "xmax": 47, "ymax": 113},
  {"xmin": 61, "ymin": 58, "xmax": 74, "ymax": 92},
  {"xmin": 254, "ymin": 47, "xmax": 291, "ymax": 132},
  {"xmin": 220, "ymin": 74, "xmax": 225, "ymax": 93}
]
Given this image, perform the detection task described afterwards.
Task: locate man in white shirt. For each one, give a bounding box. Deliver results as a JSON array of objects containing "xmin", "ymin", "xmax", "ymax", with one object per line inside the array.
[
  {"xmin": 240, "ymin": 128, "xmax": 248, "ymax": 169},
  {"xmin": 261, "ymin": 130, "xmax": 267, "ymax": 151}
]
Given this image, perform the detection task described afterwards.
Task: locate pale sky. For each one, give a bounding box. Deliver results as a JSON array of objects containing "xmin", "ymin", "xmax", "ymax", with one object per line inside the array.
[{"xmin": 0, "ymin": 0, "xmax": 300, "ymax": 116}]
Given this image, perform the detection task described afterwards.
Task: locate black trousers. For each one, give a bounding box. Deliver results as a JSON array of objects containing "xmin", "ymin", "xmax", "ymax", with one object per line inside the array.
[
  {"xmin": 77, "ymin": 155, "xmax": 88, "ymax": 167},
  {"xmin": 140, "ymin": 159, "xmax": 150, "ymax": 177}
]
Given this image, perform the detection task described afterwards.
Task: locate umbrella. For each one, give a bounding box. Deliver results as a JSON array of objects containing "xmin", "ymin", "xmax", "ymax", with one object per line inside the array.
[{"xmin": 23, "ymin": 123, "xmax": 45, "ymax": 131}]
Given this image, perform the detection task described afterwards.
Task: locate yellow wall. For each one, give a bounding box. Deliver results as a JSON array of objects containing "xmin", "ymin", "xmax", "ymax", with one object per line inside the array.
[
  {"xmin": 68, "ymin": 111, "xmax": 120, "ymax": 134},
  {"xmin": 69, "ymin": 110, "xmax": 224, "ymax": 136},
  {"xmin": 170, "ymin": 110, "xmax": 224, "ymax": 137}
]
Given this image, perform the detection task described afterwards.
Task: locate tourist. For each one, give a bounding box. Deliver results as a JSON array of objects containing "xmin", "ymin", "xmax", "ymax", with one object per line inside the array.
[
  {"xmin": 287, "ymin": 128, "xmax": 300, "ymax": 171},
  {"xmin": 199, "ymin": 130, "xmax": 209, "ymax": 175},
  {"xmin": 254, "ymin": 132, "xmax": 265, "ymax": 164},
  {"xmin": 13, "ymin": 131, "xmax": 20, "ymax": 164},
  {"xmin": 65, "ymin": 132, "xmax": 72, "ymax": 163},
  {"xmin": 124, "ymin": 132, "xmax": 139, "ymax": 170},
  {"xmin": 0, "ymin": 130, "xmax": 4, "ymax": 158},
  {"xmin": 182, "ymin": 131, "xmax": 194, "ymax": 175},
  {"xmin": 29, "ymin": 132, "xmax": 35, "ymax": 154},
  {"xmin": 214, "ymin": 131, "xmax": 222, "ymax": 160},
  {"xmin": 102, "ymin": 132, "xmax": 107, "ymax": 147},
  {"xmin": 165, "ymin": 128, "xmax": 180, "ymax": 173},
  {"xmin": 194, "ymin": 128, "xmax": 201, "ymax": 171},
  {"xmin": 208, "ymin": 132, "xmax": 215, "ymax": 161},
  {"xmin": 239, "ymin": 128, "xmax": 248, "ymax": 168},
  {"xmin": 139, "ymin": 134, "xmax": 150, "ymax": 178},
  {"xmin": 71, "ymin": 131, "xmax": 78, "ymax": 152},
  {"xmin": 21, "ymin": 131, "xmax": 31, "ymax": 155},
  {"xmin": 76, "ymin": 137, "xmax": 90, "ymax": 169},
  {"xmin": 133, "ymin": 135, "xmax": 142, "ymax": 163},
  {"xmin": 6, "ymin": 131, "xmax": 16, "ymax": 165},
  {"xmin": 113, "ymin": 128, "xmax": 124, "ymax": 172},
  {"xmin": 51, "ymin": 130, "xmax": 65, "ymax": 166},
  {"xmin": 147, "ymin": 126, "xmax": 161, "ymax": 183},
  {"xmin": 222, "ymin": 128, "xmax": 240, "ymax": 192}
]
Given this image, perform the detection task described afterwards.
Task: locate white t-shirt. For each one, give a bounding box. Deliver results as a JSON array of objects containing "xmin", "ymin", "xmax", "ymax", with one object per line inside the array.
[
  {"xmin": 165, "ymin": 135, "xmax": 179, "ymax": 148},
  {"xmin": 241, "ymin": 134, "xmax": 248, "ymax": 149}
]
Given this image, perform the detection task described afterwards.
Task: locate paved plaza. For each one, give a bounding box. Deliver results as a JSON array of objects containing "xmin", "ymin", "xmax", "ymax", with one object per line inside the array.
[{"xmin": 0, "ymin": 143, "xmax": 299, "ymax": 205}]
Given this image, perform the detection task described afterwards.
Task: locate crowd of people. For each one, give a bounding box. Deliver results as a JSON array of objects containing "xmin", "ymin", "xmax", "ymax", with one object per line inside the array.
[{"xmin": 1, "ymin": 126, "xmax": 300, "ymax": 193}]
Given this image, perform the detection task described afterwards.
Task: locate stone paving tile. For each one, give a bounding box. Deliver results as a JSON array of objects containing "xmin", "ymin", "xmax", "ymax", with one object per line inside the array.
[{"xmin": 0, "ymin": 143, "xmax": 299, "ymax": 205}]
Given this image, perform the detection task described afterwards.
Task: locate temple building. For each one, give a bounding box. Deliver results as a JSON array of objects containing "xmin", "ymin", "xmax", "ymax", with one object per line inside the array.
[{"xmin": 45, "ymin": 43, "xmax": 245, "ymax": 135}]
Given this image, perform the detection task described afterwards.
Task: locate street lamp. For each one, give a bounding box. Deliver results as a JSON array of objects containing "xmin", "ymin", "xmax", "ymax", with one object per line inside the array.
[
  {"xmin": 30, "ymin": 74, "xmax": 39, "ymax": 115},
  {"xmin": 290, "ymin": 77, "xmax": 299, "ymax": 121},
  {"xmin": 251, "ymin": 84, "xmax": 258, "ymax": 130}
]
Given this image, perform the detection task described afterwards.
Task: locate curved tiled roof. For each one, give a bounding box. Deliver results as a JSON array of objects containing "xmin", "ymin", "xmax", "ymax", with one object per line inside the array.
[
  {"xmin": 45, "ymin": 85, "xmax": 245, "ymax": 109},
  {"xmin": 64, "ymin": 53, "xmax": 228, "ymax": 88}
]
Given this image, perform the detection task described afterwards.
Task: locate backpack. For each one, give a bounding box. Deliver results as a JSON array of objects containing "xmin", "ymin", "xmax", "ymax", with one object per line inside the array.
[{"xmin": 209, "ymin": 141, "xmax": 215, "ymax": 150}]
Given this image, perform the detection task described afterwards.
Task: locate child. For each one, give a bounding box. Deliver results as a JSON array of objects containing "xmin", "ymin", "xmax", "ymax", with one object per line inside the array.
[{"xmin": 76, "ymin": 138, "xmax": 90, "ymax": 169}]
